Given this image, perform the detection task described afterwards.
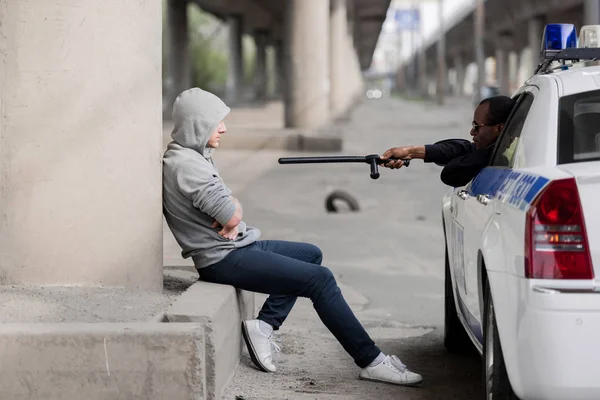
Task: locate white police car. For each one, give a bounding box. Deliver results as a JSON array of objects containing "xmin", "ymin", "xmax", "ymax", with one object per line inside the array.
[{"xmin": 442, "ymin": 24, "xmax": 600, "ymax": 400}]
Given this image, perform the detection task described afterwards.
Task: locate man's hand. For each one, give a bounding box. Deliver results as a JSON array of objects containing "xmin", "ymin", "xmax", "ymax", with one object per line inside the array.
[
  {"xmin": 380, "ymin": 146, "xmax": 411, "ymax": 169},
  {"xmin": 380, "ymin": 145, "xmax": 426, "ymax": 169},
  {"xmin": 211, "ymin": 220, "xmax": 239, "ymax": 240},
  {"xmin": 219, "ymin": 224, "xmax": 239, "ymax": 240}
]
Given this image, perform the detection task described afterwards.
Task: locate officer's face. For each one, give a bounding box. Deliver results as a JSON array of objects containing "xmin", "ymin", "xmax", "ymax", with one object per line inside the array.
[{"xmin": 470, "ymin": 103, "xmax": 503, "ymax": 149}]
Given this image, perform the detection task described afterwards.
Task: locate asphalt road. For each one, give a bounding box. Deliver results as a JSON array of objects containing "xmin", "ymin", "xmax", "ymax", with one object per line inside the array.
[{"xmin": 219, "ymin": 96, "xmax": 485, "ymax": 399}]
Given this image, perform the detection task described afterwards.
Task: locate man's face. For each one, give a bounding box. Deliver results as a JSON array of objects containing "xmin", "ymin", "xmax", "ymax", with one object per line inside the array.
[
  {"xmin": 471, "ymin": 103, "xmax": 503, "ymax": 149},
  {"xmin": 207, "ymin": 121, "xmax": 227, "ymax": 148}
]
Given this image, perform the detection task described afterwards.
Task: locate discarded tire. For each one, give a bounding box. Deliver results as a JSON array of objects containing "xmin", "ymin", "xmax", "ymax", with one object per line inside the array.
[{"xmin": 325, "ymin": 190, "xmax": 360, "ymax": 213}]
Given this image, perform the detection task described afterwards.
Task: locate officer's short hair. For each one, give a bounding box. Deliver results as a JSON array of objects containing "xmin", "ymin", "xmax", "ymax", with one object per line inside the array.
[{"xmin": 479, "ymin": 95, "xmax": 516, "ymax": 125}]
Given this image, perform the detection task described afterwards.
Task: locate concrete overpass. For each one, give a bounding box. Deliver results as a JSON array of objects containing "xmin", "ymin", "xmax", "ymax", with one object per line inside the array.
[
  {"xmin": 401, "ymin": 0, "xmax": 600, "ymax": 103},
  {"xmin": 165, "ymin": 0, "xmax": 391, "ymax": 129}
]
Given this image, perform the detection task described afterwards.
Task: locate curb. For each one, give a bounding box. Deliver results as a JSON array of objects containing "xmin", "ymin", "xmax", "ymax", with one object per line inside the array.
[{"xmin": 165, "ymin": 281, "xmax": 255, "ymax": 400}]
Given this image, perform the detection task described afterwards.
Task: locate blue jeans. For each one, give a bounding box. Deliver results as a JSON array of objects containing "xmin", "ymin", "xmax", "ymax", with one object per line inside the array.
[{"xmin": 198, "ymin": 240, "xmax": 381, "ymax": 368}]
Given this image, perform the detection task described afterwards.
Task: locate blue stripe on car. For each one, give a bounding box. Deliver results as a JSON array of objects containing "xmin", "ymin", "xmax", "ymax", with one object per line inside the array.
[{"xmin": 468, "ymin": 167, "xmax": 549, "ymax": 211}]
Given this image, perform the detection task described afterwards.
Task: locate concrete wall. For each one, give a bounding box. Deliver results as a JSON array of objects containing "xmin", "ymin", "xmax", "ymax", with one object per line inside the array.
[{"xmin": 0, "ymin": 0, "xmax": 163, "ymax": 290}]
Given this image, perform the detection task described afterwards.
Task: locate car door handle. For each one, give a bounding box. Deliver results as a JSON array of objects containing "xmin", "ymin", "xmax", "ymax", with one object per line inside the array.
[
  {"xmin": 457, "ymin": 190, "xmax": 469, "ymax": 200},
  {"xmin": 477, "ymin": 194, "xmax": 491, "ymax": 205}
]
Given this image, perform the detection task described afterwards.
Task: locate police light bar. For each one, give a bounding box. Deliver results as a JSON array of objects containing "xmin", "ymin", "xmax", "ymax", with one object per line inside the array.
[
  {"xmin": 541, "ymin": 23, "xmax": 578, "ymax": 59},
  {"xmin": 579, "ymin": 25, "xmax": 600, "ymax": 48}
]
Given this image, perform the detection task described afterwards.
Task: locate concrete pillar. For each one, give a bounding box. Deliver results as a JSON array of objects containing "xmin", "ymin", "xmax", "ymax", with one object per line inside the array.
[
  {"xmin": 273, "ymin": 40, "xmax": 285, "ymax": 99},
  {"xmin": 474, "ymin": 0, "xmax": 485, "ymax": 103},
  {"xmin": 528, "ymin": 17, "xmax": 543, "ymax": 76},
  {"xmin": 284, "ymin": 0, "xmax": 330, "ymax": 128},
  {"xmin": 585, "ymin": 0, "xmax": 600, "ymax": 25},
  {"xmin": 330, "ymin": 0, "xmax": 348, "ymax": 117},
  {"xmin": 454, "ymin": 54, "xmax": 465, "ymax": 96},
  {"xmin": 0, "ymin": 0, "xmax": 163, "ymax": 290},
  {"xmin": 419, "ymin": 49, "xmax": 427, "ymax": 96},
  {"xmin": 346, "ymin": 4, "xmax": 364, "ymax": 102},
  {"xmin": 167, "ymin": 0, "xmax": 191, "ymax": 109},
  {"xmin": 436, "ymin": 0, "xmax": 446, "ymax": 105},
  {"xmin": 254, "ymin": 30, "xmax": 268, "ymax": 102},
  {"xmin": 496, "ymin": 48, "xmax": 510, "ymax": 95},
  {"xmin": 226, "ymin": 14, "xmax": 244, "ymax": 105},
  {"xmin": 512, "ymin": 51, "xmax": 522, "ymax": 92}
]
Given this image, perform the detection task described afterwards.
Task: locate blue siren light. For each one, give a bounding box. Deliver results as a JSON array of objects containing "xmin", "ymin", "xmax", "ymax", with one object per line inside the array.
[{"xmin": 541, "ymin": 24, "xmax": 578, "ymax": 57}]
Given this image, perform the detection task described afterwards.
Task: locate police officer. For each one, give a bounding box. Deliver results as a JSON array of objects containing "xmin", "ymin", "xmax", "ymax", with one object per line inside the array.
[{"xmin": 380, "ymin": 95, "xmax": 516, "ymax": 187}]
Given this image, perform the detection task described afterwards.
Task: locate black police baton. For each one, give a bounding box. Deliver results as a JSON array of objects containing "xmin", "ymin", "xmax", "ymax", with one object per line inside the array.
[{"xmin": 278, "ymin": 154, "xmax": 410, "ymax": 180}]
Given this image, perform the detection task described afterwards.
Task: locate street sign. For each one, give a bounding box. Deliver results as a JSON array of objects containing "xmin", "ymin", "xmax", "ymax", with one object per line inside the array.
[{"xmin": 394, "ymin": 8, "xmax": 420, "ymax": 30}]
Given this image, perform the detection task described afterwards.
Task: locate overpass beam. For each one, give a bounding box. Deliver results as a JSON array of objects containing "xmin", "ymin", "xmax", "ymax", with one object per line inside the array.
[
  {"xmin": 253, "ymin": 29, "xmax": 269, "ymax": 102},
  {"xmin": 226, "ymin": 14, "xmax": 244, "ymax": 105},
  {"xmin": 284, "ymin": 0, "xmax": 330, "ymax": 128}
]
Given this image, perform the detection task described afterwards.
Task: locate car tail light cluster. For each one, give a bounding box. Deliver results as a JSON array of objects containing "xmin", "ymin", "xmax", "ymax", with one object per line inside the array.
[{"xmin": 525, "ymin": 178, "xmax": 594, "ymax": 279}]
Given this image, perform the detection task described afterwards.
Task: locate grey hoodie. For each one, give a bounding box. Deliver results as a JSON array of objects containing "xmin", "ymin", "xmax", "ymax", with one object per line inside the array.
[{"xmin": 163, "ymin": 88, "xmax": 260, "ymax": 268}]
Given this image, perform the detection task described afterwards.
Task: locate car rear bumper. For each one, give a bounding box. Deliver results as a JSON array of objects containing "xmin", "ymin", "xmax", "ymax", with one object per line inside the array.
[{"xmin": 489, "ymin": 272, "xmax": 600, "ymax": 400}]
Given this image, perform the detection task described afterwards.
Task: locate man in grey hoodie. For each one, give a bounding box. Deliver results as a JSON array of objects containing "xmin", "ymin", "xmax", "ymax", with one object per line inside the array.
[{"xmin": 163, "ymin": 88, "xmax": 423, "ymax": 387}]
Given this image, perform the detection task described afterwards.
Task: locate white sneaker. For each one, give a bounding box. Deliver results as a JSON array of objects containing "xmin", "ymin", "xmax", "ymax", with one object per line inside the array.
[
  {"xmin": 241, "ymin": 320, "xmax": 281, "ymax": 373},
  {"xmin": 359, "ymin": 355, "xmax": 423, "ymax": 386}
]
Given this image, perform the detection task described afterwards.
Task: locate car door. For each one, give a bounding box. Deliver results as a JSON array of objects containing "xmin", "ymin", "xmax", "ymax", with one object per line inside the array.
[{"xmin": 453, "ymin": 91, "xmax": 535, "ymax": 337}]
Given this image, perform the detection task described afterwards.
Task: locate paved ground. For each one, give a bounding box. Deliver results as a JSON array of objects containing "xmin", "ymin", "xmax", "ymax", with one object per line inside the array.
[{"xmin": 213, "ymin": 95, "xmax": 485, "ymax": 399}]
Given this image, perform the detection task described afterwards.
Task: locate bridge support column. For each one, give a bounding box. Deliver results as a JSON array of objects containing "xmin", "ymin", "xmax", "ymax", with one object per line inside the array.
[
  {"xmin": 528, "ymin": 17, "xmax": 544, "ymax": 76},
  {"xmin": 474, "ymin": 0, "xmax": 485, "ymax": 103},
  {"xmin": 284, "ymin": 0, "xmax": 330, "ymax": 128},
  {"xmin": 167, "ymin": 0, "xmax": 191, "ymax": 111},
  {"xmin": 419, "ymin": 48, "xmax": 427, "ymax": 96},
  {"xmin": 226, "ymin": 14, "xmax": 244, "ymax": 105},
  {"xmin": 346, "ymin": 4, "xmax": 364, "ymax": 105},
  {"xmin": 330, "ymin": 0, "xmax": 348, "ymax": 117},
  {"xmin": 254, "ymin": 29, "xmax": 269, "ymax": 102},
  {"xmin": 436, "ymin": 0, "xmax": 446, "ymax": 105},
  {"xmin": 454, "ymin": 54, "xmax": 465, "ymax": 96},
  {"xmin": 496, "ymin": 47, "xmax": 510, "ymax": 95},
  {"xmin": 0, "ymin": 0, "xmax": 163, "ymax": 290},
  {"xmin": 273, "ymin": 39, "xmax": 285, "ymax": 99},
  {"xmin": 585, "ymin": 0, "xmax": 600, "ymax": 25},
  {"xmin": 495, "ymin": 33, "xmax": 513, "ymax": 96}
]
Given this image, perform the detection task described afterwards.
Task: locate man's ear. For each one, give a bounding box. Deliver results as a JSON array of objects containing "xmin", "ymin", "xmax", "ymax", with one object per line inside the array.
[{"xmin": 496, "ymin": 123, "xmax": 504, "ymax": 133}]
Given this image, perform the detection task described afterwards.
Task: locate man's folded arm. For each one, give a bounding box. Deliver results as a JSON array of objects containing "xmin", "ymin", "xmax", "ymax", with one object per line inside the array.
[{"xmin": 176, "ymin": 167, "xmax": 241, "ymax": 227}]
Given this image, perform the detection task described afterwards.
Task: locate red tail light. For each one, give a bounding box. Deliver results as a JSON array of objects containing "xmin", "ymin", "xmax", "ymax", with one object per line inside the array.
[{"xmin": 525, "ymin": 178, "xmax": 593, "ymax": 279}]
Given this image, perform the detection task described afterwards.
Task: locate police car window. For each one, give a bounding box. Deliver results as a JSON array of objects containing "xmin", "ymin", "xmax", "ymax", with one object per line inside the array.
[
  {"xmin": 558, "ymin": 90, "xmax": 600, "ymax": 164},
  {"xmin": 490, "ymin": 93, "xmax": 535, "ymax": 167}
]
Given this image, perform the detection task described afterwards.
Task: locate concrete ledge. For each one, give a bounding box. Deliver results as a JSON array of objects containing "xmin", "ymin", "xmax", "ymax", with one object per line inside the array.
[
  {"xmin": 166, "ymin": 281, "xmax": 255, "ymax": 400},
  {"xmin": 0, "ymin": 323, "xmax": 206, "ymax": 400}
]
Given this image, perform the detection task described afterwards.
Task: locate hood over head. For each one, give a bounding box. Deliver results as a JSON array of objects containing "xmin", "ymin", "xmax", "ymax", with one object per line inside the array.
[{"xmin": 171, "ymin": 88, "xmax": 231, "ymax": 159}]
